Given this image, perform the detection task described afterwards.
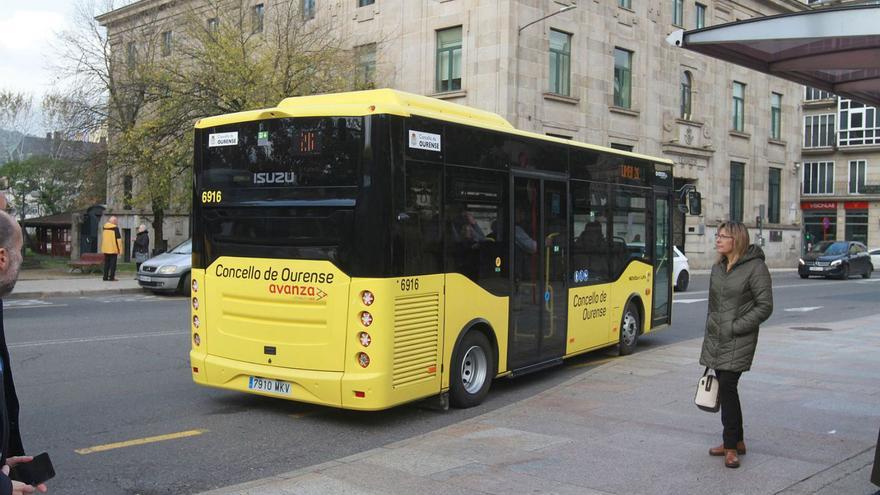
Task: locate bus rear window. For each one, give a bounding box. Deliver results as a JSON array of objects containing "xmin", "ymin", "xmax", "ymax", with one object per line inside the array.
[{"xmin": 200, "ymin": 117, "xmax": 362, "ymax": 193}]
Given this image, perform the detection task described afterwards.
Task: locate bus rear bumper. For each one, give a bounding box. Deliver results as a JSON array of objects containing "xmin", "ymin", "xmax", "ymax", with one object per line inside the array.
[{"xmin": 191, "ymin": 352, "xmax": 344, "ymax": 407}]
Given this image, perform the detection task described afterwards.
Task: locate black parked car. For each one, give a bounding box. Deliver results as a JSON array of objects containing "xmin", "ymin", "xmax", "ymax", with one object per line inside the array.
[{"xmin": 798, "ymin": 240, "xmax": 873, "ymax": 279}]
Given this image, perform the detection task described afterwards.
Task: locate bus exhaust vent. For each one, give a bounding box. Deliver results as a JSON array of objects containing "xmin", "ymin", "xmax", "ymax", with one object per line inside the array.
[{"xmin": 392, "ymin": 292, "xmax": 440, "ymax": 388}]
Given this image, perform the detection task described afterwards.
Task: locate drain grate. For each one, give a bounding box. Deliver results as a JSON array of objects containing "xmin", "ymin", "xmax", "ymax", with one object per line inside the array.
[{"xmin": 790, "ymin": 326, "xmax": 832, "ymax": 332}]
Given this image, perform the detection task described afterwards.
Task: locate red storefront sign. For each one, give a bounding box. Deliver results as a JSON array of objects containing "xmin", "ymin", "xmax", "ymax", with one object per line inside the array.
[
  {"xmin": 801, "ymin": 201, "xmax": 837, "ymax": 210},
  {"xmin": 844, "ymin": 201, "xmax": 869, "ymax": 209}
]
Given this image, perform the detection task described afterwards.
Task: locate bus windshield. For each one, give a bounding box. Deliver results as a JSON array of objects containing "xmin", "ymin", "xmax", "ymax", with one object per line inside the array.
[{"xmin": 197, "ymin": 117, "xmax": 363, "ymax": 266}]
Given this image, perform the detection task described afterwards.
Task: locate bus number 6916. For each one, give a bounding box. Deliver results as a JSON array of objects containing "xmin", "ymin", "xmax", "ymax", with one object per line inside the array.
[{"xmin": 399, "ymin": 278, "xmax": 419, "ymax": 291}]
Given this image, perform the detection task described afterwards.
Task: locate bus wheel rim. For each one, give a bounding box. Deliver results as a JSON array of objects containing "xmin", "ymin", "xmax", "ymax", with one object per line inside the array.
[
  {"xmin": 622, "ymin": 312, "xmax": 637, "ymax": 346},
  {"xmin": 461, "ymin": 345, "xmax": 488, "ymax": 394}
]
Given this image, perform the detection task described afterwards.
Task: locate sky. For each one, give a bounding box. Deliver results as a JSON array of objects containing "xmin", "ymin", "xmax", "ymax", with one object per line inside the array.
[{"xmin": 0, "ymin": 1, "xmax": 74, "ymax": 107}]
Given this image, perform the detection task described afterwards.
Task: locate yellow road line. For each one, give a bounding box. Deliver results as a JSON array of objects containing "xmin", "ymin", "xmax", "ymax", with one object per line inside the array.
[{"xmin": 75, "ymin": 429, "xmax": 207, "ymax": 455}]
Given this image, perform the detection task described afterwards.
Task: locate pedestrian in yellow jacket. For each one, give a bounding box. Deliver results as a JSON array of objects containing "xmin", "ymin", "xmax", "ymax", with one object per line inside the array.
[{"xmin": 100, "ymin": 216, "xmax": 123, "ymax": 281}]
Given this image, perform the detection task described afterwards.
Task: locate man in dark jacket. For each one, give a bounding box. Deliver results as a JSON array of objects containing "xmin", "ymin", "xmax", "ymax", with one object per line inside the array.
[{"xmin": 0, "ymin": 208, "xmax": 48, "ymax": 494}]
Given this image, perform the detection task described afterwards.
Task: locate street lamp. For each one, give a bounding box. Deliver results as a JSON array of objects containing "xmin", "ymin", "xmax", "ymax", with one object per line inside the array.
[{"xmin": 513, "ymin": 4, "xmax": 578, "ymax": 127}]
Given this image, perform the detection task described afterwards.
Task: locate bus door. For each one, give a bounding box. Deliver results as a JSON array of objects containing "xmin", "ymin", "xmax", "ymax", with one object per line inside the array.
[
  {"xmin": 652, "ymin": 190, "xmax": 672, "ymax": 326},
  {"xmin": 509, "ymin": 175, "xmax": 568, "ymax": 370}
]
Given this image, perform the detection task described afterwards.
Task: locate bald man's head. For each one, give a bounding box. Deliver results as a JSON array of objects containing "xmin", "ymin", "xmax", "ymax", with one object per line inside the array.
[{"xmin": 0, "ymin": 210, "xmax": 23, "ymax": 297}]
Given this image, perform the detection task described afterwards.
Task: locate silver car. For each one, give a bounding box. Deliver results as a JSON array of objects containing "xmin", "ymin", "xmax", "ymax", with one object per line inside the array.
[{"xmin": 137, "ymin": 239, "xmax": 192, "ymax": 295}]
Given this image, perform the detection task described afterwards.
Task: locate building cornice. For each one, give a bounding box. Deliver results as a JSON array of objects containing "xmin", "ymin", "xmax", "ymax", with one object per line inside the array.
[{"xmin": 95, "ymin": 0, "xmax": 174, "ymax": 27}]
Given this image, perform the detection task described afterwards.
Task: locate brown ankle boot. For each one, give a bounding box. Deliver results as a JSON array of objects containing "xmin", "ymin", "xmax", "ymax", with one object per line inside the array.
[
  {"xmin": 709, "ymin": 441, "xmax": 746, "ymax": 456},
  {"xmin": 724, "ymin": 449, "xmax": 740, "ymax": 468}
]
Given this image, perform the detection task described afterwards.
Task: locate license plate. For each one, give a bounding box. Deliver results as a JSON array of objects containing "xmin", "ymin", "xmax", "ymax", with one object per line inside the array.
[
  {"xmin": 139, "ymin": 275, "xmax": 152, "ymax": 282},
  {"xmin": 809, "ymin": 266, "xmax": 823, "ymax": 272},
  {"xmin": 248, "ymin": 376, "xmax": 292, "ymax": 396}
]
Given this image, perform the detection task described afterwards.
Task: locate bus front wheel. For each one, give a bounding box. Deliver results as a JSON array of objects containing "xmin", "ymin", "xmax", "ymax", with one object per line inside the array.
[
  {"xmin": 618, "ymin": 303, "xmax": 640, "ymax": 356},
  {"xmin": 449, "ymin": 331, "xmax": 494, "ymax": 408}
]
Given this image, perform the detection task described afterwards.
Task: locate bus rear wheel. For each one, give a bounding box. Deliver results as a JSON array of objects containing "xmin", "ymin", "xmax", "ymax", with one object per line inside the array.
[
  {"xmin": 618, "ymin": 303, "xmax": 640, "ymax": 356},
  {"xmin": 449, "ymin": 331, "xmax": 494, "ymax": 408}
]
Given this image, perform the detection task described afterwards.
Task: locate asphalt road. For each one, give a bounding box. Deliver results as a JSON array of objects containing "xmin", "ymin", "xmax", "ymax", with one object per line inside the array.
[{"xmin": 4, "ymin": 271, "xmax": 879, "ymax": 494}]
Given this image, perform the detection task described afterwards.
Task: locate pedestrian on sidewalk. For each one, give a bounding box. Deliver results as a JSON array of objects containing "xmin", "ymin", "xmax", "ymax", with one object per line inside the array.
[
  {"xmin": 101, "ymin": 216, "xmax": 123, "ymax": 282},
  {"xmin": 700, "ymin": 221, "xmax": 773, "ymax": 469},
  {"xmin": 132, "ymin": 225, "xmax": 150, "ymax": 276},
  {"xmin": 0, "ymin": 208, "xmax": 49, "ymax": 494}
]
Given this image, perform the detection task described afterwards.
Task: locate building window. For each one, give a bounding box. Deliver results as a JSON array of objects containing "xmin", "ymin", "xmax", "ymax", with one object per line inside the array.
[
  {"xmin": 680, "ymin": 71, "xmax": 692, "ymax": 120},
  {"xmin": 436, "ymin": 26, "xmax": 462, "ymax": 92},
  {"xmin": 804, "ymin": 209, "xmax": 837, "ymax": 243},
  {"xmin": 803, "ymin": 114, "xmax": 835, "ymax": 148},
  {"xmin": 839, "ymin": 99, "xmax": 880, "ymax": 146},
  {"xmin": 252, "ymin": 3, "xmax": 264, "ymax": 34},
  {"xmin": 610, "ymin": 143, "xmax": 634, "ymax": 152},
  {"xmin": 355, "ymin": 43, "xmax": 376, "ymax": 88},
  {"xmin": 613, "ymin": 48, "xmax": 632, "ymax": 109},
  {"xmin": 729, "ymin": 162, "xmax": 744, "ymax": 222},
  {"xmin": 618, "ymin": 0, "xmax": 631, "ymax": 8},
  {"xmin": 161, "ymin": 31, "xmax": 172, "ymax": 57},
  {"xmin": 123, "ymin": 175, "xmax": 133, "ymax": 210},
  {"xmin": 207, "ymin": 17, "xmax": 219, "ymax": 32},
  {"xmin": 126, "ymin": 42, "xmax": 137, "ymax": 67},
  {"xmin": 804, "ymin": 87, "xmax": 833, "ymax": 101},
  {"xmin": 732, "ymin": 81, "xmax": 745, "ymax": 132},
  {"xmin": 549, "ymin": 30, "xmax": 571, "ymax": 96},
  {"xmin": 303, "ymin": 0, "xmax": 315, "ymax": 20},
  {"xmin": 770, "ymin": 92, "xmax": 782, "ymax": 140},
  {"xmin": 845, "ymin": 210, "xmax": 868, "ymax": 244},
  {"xmin": 849, "ymin": 160, "xmax": 866, "ymax": 194},
  {"xmin": 695, "ymin": 3, "xmax": 706, "ymax": 29},
  {"xmin": 768, "ymin": 167, "xmax": 781, "ymax": 224},
  {"xmin": 673, "ymin": 0, "xmax": 684, "ymax": 26},
  {"xmin": 803, "ymin": 161, "xmax": 834, "ymax": 195},
  {"xmin": 358, "ymin": 0, "xmax": 375, "ymax": 7}
]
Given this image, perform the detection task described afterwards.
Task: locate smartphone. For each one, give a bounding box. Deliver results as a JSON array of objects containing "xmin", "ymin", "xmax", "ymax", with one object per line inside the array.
[{"xmin": 9, "ymin": 452, "xmax": 54, "ymax": 486}]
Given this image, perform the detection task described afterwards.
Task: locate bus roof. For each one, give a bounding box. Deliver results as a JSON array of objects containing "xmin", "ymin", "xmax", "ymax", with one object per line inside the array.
[{"xmin": 194, "ymin": 88, "xmax": 673, "ymax": 165}]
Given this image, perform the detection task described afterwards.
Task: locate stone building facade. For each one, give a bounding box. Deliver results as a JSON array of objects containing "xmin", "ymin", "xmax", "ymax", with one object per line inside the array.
[{"xmin": 98, "ymin": 0, "xmax": 811, "ymax": 267}]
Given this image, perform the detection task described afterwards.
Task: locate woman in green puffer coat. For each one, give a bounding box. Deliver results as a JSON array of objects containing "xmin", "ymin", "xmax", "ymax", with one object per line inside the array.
[{"xmin": 700, "ymin": 221, "xmax": 773, "ymax": 469}]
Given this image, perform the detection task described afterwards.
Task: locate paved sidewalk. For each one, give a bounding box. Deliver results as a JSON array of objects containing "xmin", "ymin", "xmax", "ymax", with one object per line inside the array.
[
  {"xmin": 200, "ymin": 314, "xmax": 880, "ymax": 495},
  {"xmin": 8, "ymin": 276, "xmax": 143, "ymax": 299}
]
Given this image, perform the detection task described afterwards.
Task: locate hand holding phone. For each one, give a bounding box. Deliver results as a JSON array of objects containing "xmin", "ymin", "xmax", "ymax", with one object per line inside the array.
[{"xmin": 8, "ymin": 452, "xmax": 54, "ymax": 486}]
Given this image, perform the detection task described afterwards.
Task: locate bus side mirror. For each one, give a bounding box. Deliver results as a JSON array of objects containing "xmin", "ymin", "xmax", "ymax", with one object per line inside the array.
[{"xmin": 687, "ymin": 191, "xmax": 701, "ymax": 216}]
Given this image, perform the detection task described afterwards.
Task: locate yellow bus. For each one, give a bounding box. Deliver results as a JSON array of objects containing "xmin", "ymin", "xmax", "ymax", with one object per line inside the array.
[{"xmin": 190, "ymin": 89, "xmax": 685, "ymax": 410}]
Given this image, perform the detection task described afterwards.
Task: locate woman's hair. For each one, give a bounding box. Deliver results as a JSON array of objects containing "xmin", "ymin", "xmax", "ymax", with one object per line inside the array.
[{"xmin": 717, "ymin": 221, "xmax": 750, "ymax": 266}]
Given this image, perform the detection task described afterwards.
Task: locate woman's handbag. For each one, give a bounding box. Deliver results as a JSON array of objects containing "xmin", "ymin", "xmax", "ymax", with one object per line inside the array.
[
  {"xmin": 134, "ymin": 251, "xmax": 149, "ymax": 263},
  {"xmin": 695, "ymin": 367, "xmax": 720, "ymax": 413}
]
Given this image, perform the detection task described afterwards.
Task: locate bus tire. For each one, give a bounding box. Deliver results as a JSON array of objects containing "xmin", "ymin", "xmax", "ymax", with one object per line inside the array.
[
  {"xmin": 449, "ymin": 331, "xmax": 494, "ymax": 408},
  {"xmin": 618, "ymin": 302, "xmax": 640, "ymax": 356}
]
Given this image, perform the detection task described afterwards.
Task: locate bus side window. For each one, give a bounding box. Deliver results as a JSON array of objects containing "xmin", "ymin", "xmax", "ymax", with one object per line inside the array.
[
  {"xmin": 404, "ymin": 162, "xmax": 442, "ymax": 275},
  {"xmin": 571, "ymin": 181, "xmax": 610, "ymax": 285}
]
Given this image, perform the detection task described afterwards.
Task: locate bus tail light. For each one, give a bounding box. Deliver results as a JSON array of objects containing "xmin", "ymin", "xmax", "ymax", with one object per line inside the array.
[
  {"xmin": 358, "ymin": 332, "xmax": 372, "ymax": 347},
  {"xmin": 192, "ymin": 367, "xmax": 199, "ymax": 373},
  {"xmin": 192, "ymin": 279, "xmax": 199, "ymax": 293},
  {"xmin": 361, "ymin": 290, "xmax": 374, "ymax": 306},
  {"xmin": 360, "ymin": 311, "xmax": 373, "ymax": 327},
  {"xmin": 354, "ymin": 391, "xmax": 366, "ymax": 398},
  {"xmin": 193, "ymin": 315, "xmax": 200, "ymax": 328},
  {"xmin": 192, "ymin": 297, "xmax": 199, "ymax": 310},
  {"xmin": 357, "ymin": 352, "xmax": 370, "ymax": 368},
  {"xmin": 193, "ymin": 333, "xmax": 201, "ymax": 346}
]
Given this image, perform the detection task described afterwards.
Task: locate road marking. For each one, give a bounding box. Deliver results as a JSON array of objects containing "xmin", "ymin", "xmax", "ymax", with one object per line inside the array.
[
  {"xmin": 75, "ymin": 429, "xmax": 207, "ymax": 455},
  {"xmin": 4, "ymin": 300, "xmax": 67, "ymax": 309},
  {"xmin": 856, "ymin": 278, "xmax": 880, "ymax": 283},
  {"xmin": 9, "ymin": 330, "xmax": 188, "ymax": 349},
  {"xmin": 784, "ymin": 306, "xmax": 823, "ymax": 312},
  {"xmin": 673, "ymin": 298, "xmax": 708, "ymax": 304}
]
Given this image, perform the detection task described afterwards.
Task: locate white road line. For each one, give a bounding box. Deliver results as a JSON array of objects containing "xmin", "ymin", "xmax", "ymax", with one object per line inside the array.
[
  {"xmin": 9, "ymin": 330, "xmax": 188, "ymax": 348},
  {"xmin": 784, "ymin": 306, "xmax": 823, "ymax": 312},
  {"xmin": 673, "ymin": 298, "xmax": 708, "ymax": 304},
  {"xmin": 684, "ymin": 278, "xmax": 875, "ymax": 296}
]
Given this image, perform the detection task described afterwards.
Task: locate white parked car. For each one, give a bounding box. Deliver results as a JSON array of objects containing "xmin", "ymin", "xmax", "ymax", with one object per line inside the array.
[
  {"xmin": 673, "ymin": 246, "xmax": 690, "ymax": 292},
  {"xmin": 870, "ymin": 248, "xmax": 880, "ymax": 271}
]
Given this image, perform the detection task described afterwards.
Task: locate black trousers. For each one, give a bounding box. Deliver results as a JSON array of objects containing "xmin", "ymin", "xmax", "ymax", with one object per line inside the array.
[
  {"xmin": 103, "ymin": 254, "xmax": 118, "ymax": 280},
  {"xmin": 871, "ymin": 425, "xmax": 879, "ymax": 487},
  {"xmin": 716, "ymin": 370, "xmax": 743, "ymax": 449}
]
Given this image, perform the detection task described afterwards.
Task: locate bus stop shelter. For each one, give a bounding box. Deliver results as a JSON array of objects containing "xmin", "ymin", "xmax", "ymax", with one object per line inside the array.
[{"xmin": 666, "ymin": 4, "xmax": 880, "ymax": 107}]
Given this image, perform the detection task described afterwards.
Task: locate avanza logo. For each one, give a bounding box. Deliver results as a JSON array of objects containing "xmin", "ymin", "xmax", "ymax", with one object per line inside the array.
[
  {"xmin": 268, "ymin": 283, "xmax": 327, "ymax": 301},
  {"xmin": 254, "ymin": 172, "xmax": 295, "ymax": 185}
]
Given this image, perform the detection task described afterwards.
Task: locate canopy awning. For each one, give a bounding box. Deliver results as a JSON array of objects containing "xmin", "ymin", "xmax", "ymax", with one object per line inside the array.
[{"xmin": 667, "ymin": 5, "xmax": 880, "ymax": 107}]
